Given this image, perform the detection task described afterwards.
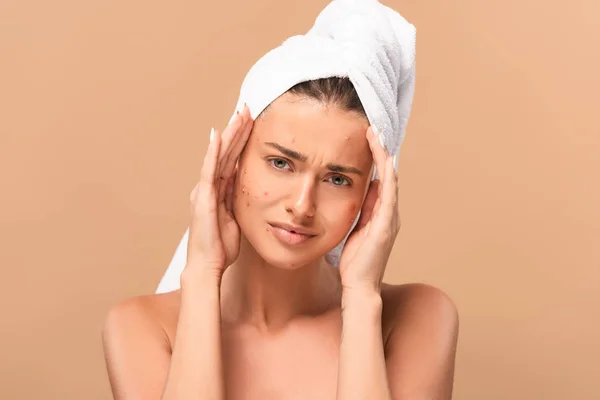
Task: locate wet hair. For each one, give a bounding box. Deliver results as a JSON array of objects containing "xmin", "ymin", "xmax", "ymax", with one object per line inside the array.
[{"xmin": 258, "ymin": 77, "xmax": 367, "ymax": 120}]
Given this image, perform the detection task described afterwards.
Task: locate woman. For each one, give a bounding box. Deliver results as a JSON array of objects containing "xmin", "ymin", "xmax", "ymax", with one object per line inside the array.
[{"xmin": 102, "ymin": 77, "xmax": 459, "ymax": 399}]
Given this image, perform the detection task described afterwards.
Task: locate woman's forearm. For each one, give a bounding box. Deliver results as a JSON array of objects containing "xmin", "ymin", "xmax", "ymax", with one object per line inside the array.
[
  {"xmin": 161, "ymin": 268, "xmax": 225, "ymax": 400},
  {"xmin": 336, "ymin": 289, "xmax": 391, "ymax": 400}
]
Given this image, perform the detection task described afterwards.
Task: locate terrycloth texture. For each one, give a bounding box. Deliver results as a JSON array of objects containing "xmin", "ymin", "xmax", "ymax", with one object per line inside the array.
[{"xmin": 156, "ymin": 0, "xmax": 416, "ymax": 294}]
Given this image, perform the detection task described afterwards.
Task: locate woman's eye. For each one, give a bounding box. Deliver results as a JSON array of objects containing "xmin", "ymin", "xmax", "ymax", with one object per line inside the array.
[
  {"xmin": 268, "ymin": 158, "xmax": 350, "ymax": 187},
  {"xmin": 269, "ymin": 158, "xmax": 291, "ymax": 170},
  {"xmin": 328, "ymin": 175, "xmax": 350, "ymax": 187}
]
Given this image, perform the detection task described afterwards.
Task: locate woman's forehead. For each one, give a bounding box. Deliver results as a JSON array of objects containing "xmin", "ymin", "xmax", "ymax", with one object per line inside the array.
[{"xmin": 255, "ymin": 95, "xmax": 369, "ymax": 143}]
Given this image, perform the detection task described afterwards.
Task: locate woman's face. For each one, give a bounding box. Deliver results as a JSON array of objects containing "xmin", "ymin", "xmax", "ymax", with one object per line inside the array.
[{"xmin": 233, "ymin": 93, "xmax": 374, "ymax": 269}]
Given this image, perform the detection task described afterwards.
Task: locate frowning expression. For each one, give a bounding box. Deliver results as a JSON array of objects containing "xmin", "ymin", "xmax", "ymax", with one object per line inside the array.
[{"xmin": 233, "ymin": 92, "xmax": 374, "ymax": 268}]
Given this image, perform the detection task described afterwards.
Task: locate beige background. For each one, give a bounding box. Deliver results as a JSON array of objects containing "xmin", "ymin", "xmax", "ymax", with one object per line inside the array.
[{"xmin": 1, "ymin": 0, "xmax": 598, "ymax": 398}]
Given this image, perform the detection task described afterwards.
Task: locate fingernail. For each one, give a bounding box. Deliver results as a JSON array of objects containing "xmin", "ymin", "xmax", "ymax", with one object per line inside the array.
[
  {"xmin": 378, "ymin": 133, "xmax": 385, "ymax": 149},
  {"xmin": 210, "ymin": 127, "xmax": 214, "ymax": 142},
  {"xmin": 228, "ymin": 113, "xmax": 237, "ymax": 124},
  {"xmin": 393, "ymin": 154, "xmax": 397, "ymax": 167}
]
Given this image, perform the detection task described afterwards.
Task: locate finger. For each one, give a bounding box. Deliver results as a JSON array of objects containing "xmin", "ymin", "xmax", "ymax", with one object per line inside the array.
[
  {"xmin": 216, "ymin": 108, "xmax": 246, "ymax": 178},
  {"xmin": 221, "ymin": 104, "xmax": 253, "ymax": 176},
  {"xmin": 222, "ymin": 112, "xmax": 253, "ymax": 175},
  {"xmin": 213, "ymin": 107, "xmax": 246, "ymax": 202},
  {"xmin": 231, "ymin": 104, "xmax": 254, "ymax": 156},
  {"xmin": 366, "ymin": 126, "xmax": 388, "ymax": 196},
  {"xmin": 377, "ymin": 155, "xmax": 399, "ymax": 227},
  {"xmin": 199, "ymin": 127, "xmax": 221, "ymax": 184},
  {"xmin": 218, "ymin": 105, "xmax": 254, "ymax": 200},
  {"xmin": 197, "ymin": 127, "xmax": 222, "ymax": 211}
]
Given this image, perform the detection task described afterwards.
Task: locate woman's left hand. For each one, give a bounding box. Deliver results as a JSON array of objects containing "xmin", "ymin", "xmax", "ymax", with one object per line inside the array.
[{"xmin": 338, "ymin": 126, "xmax": 401, "ymax": 294}]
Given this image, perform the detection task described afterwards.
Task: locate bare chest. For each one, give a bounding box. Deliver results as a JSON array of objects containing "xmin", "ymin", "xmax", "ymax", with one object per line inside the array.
[{"xmin": 221, "ymin": 318, "xmax": 341, "ymax": 400}]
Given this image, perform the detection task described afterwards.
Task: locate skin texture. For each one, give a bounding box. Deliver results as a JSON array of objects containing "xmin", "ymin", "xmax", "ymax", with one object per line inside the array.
[{"xmin": 102, "ymin": 93, "xmax": 459, "ymax": 399}]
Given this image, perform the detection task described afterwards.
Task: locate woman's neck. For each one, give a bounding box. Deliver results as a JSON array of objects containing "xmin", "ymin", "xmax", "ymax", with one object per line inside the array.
[{"xmin": 219, "ymin": 235, "xmax": 341, "ymax": 332}]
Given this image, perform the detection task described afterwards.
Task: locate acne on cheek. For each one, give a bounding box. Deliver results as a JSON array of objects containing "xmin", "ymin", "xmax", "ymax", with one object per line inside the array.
[
  {"xmin": 238, "ymin": 169, "xmax": 270, "ymax": 207},
  {"xmin": 241, "ymin": 186, "xmax": 250, "ymax": 207},
  {"xmin": 237, "ymin": 157, "xmax": 278, "ymax": 205},
  {"xmin": 238, "ymin": 169, "xmax": 251, "ymax": 207}
]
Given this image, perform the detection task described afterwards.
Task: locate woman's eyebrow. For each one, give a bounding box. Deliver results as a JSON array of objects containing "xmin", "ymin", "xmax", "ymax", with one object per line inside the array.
[
  {"xmin": 264, "ymin": 142, "xmax": 307, "ymax": 161},
  {"xmin": 264, "ymin": 141, "xmax": 363, "ymax": 176},
  {"xmin": 327, "ymin": 163, "xmax": 363, "ymax": 176}
]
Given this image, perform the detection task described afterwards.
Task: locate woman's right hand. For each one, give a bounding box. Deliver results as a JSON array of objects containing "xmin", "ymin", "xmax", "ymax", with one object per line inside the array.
[{"xmin": 184, "ymin": 104, "xmax": 254, "ymax": 281}]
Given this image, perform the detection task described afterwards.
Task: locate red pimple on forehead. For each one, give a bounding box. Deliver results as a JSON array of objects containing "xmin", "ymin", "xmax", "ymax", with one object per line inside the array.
[{"xmin": 264, "ymin": 191, "xmax": 269, "ymax": 196}]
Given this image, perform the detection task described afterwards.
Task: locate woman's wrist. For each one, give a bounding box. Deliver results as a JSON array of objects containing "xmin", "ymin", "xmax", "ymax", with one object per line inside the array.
[
  {"xmin": 341, "ymin": 286, "xmax": 383, "ymax": 315},
  {"xmin": 180, "ymin": 263, "xmax": 223, "ymax": 292}
]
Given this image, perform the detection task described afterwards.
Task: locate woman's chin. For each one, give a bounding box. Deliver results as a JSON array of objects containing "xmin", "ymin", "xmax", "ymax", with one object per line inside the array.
[{"xmin": 258, "ymin": 250, "xmax": 319, "ymax": 270}]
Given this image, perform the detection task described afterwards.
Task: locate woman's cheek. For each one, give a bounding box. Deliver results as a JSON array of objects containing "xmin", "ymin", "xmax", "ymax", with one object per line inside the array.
[
  {"xmin": 325, "ymin": 201, "xmax": 360, "ymax": 236},
  {"xmin": 233, "ymin": 167, "xmax": 271, "ymax": 213},
  {"xmin": 345, "ymin": 202, "xmax": 361, "ymax": 227},
  {"xmin": 232, "ymin": 169, "xmax": 250, "ymax": 217}
]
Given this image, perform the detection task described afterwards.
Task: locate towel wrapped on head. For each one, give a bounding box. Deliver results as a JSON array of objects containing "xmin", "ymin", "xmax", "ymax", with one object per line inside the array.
[{"xmin": 156, "ymin": 0, "xmax": 416, "ymax": 293}]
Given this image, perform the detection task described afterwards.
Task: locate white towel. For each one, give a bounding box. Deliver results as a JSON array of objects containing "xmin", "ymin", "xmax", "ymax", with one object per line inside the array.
[{"xmin": 156, "ymin": 0, "xmax": 416, "ymax": 294}]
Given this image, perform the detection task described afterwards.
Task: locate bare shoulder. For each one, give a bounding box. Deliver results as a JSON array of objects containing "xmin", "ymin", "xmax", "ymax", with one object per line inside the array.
[
  {"xmin": 380, "ymin": 283, "xmax": 459, "ymax": 346},
  {"xmin": 379, "ymin": 283, "xmax": 459, "ymax": 398},
  {"xmin": 102, "ymin": 291, "xmax": 181, "ymax": 399},
  {"xmin": 103, "ymin": 290, "xmax": 181, "ymax": 349}
]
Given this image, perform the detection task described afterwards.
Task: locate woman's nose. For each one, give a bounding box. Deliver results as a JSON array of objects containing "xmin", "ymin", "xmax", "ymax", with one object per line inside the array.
[{"xmin": 285, "ymin": 179, "xmax": 316, "ymax": 219}]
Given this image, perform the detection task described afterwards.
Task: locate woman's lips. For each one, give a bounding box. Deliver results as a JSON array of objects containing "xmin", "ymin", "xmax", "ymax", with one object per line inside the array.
[{"xmin": 268, "ymin": 224, "xmax": 316, "ymax": 245}]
